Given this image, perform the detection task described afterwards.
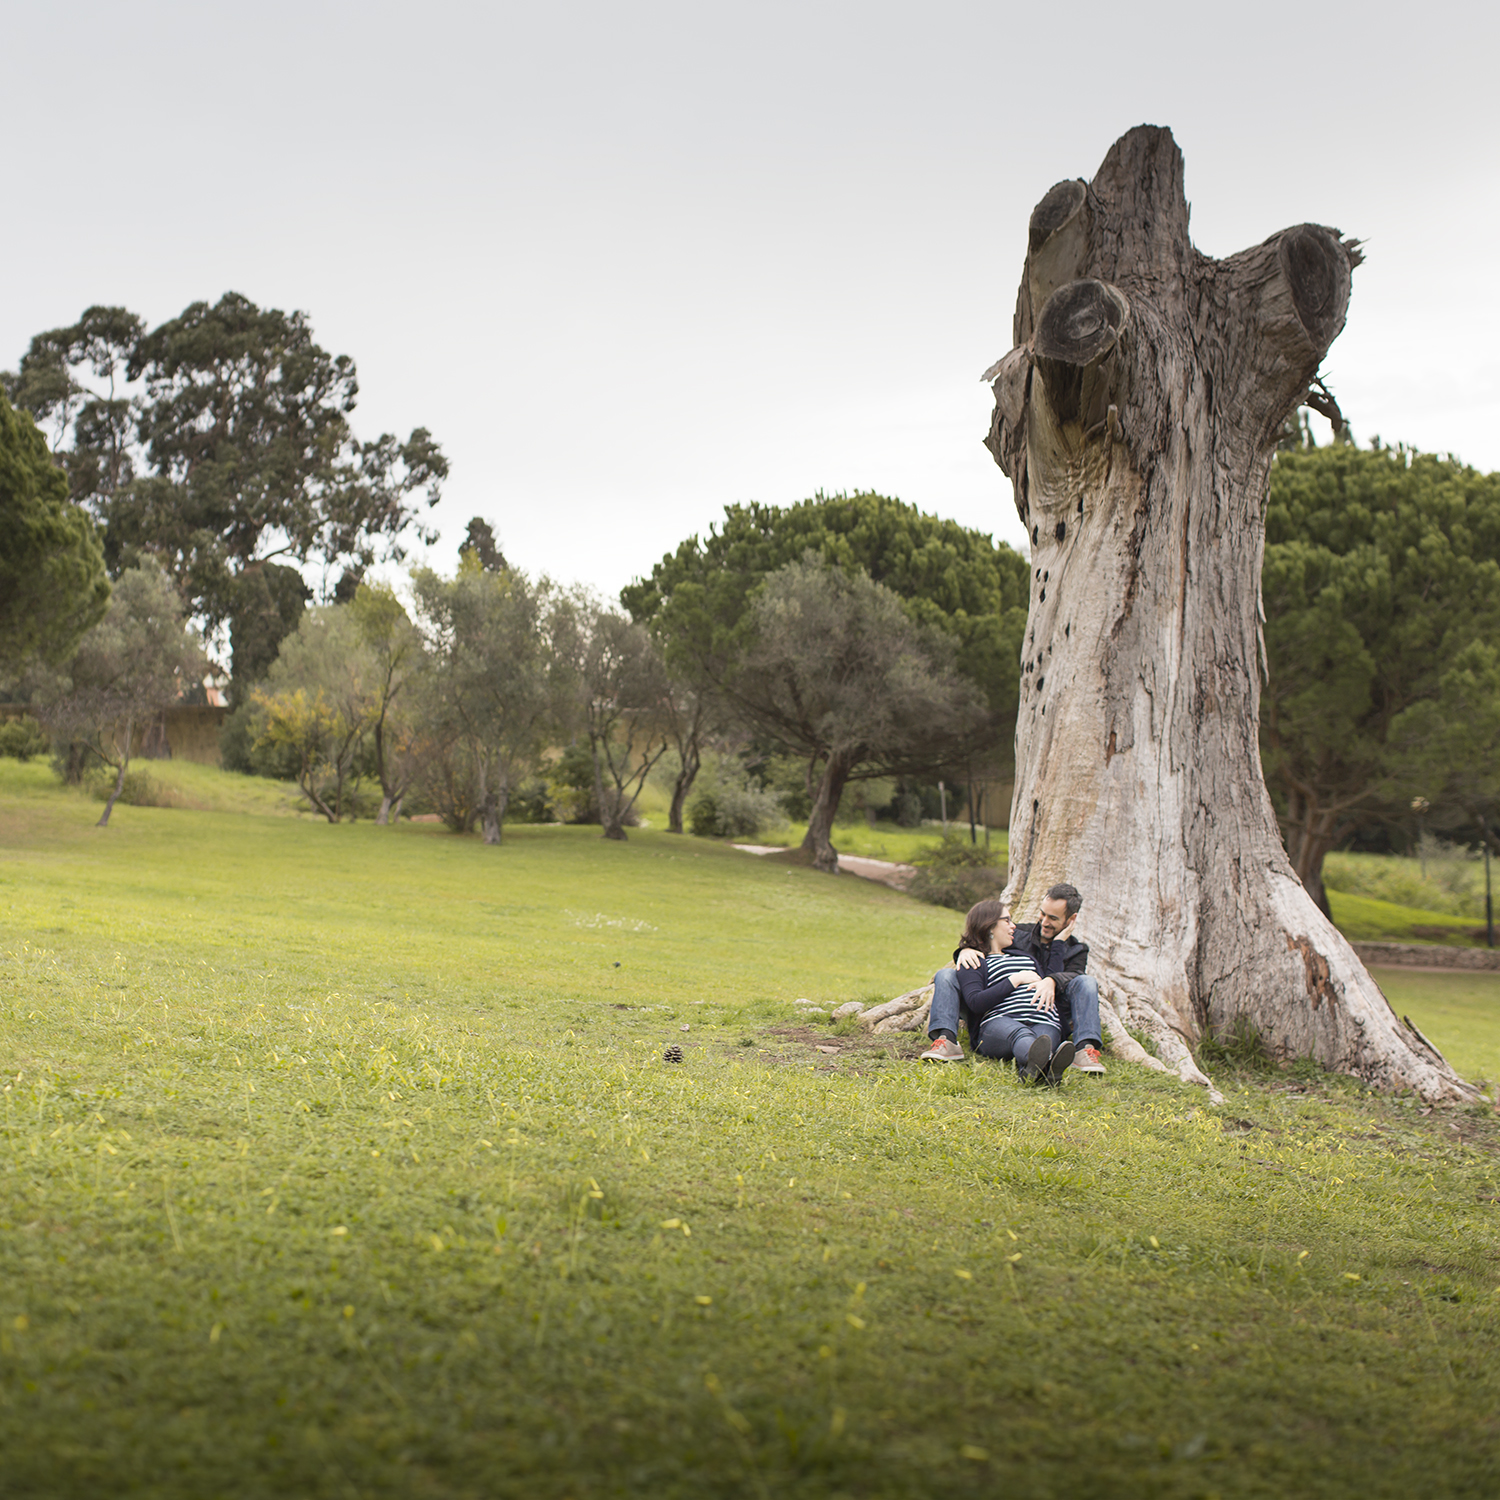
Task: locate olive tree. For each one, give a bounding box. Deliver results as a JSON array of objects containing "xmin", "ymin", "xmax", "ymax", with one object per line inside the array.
[
  {"xmin": 725, "ymin": 557, "xmax": 986, "ymax": 872},
  {"xmin": 32, "ymin": 564, "xmax": 205, "ymax": 826}
]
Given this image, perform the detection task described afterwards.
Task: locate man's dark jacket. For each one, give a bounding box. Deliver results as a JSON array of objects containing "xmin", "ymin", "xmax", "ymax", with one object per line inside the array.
[{"xmin": 953, "ymin": 924, "xmax": 1090, "ymax": 1046}]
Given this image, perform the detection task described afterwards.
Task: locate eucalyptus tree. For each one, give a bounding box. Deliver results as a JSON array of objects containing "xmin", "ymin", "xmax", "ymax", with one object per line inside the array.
[
  {"xmin": 981, "ymin": 124, "xmax": 1472, "ymax": 1100},
  {"xmin": 5, "ymin": 295, "xmax": 447, "ymax": 634}
]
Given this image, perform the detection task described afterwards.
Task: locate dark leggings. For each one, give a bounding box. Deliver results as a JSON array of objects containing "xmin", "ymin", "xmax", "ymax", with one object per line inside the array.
[{"xmin": 975, "ymin": 1014, "xmax": 1062, "ymax": 1065}]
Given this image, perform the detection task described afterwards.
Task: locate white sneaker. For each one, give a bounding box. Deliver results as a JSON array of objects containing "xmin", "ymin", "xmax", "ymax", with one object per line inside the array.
[
  {"xmin": 1071, "ymin": 1044, "xmax": 1107, "ymax": 1075},
  {"xmin": 919, "ymin": 1037, "xmax": 964, "ymax": 1062}
]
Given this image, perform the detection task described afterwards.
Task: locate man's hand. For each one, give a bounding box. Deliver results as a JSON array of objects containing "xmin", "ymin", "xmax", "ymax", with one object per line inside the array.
[
  {"xmin": 1033, "ymin": 976, "xmax": 1058, "ymax": 1012},
  {"xmin": 955, "ymin": 948, "xmax": 984, "ymax": 970}
]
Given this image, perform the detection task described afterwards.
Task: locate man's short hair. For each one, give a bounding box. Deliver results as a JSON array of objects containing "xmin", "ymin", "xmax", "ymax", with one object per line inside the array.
[{"xmin": 1046, "ymin": 882, "xmax": 1082, "ymax": 919}]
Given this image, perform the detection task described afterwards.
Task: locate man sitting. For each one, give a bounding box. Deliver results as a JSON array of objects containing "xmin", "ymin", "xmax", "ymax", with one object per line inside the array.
[
  {"xmin": 953, "ymin": 900, "xmax": 1074, "ymax": 1085},
  {"xmin": 918, "ymin": 882, "xmax": 1107, "ymax": 1073}
]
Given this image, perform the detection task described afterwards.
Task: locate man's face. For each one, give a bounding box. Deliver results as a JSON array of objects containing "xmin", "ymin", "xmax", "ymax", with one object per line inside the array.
[{"xmin": 1037, "ymin": 897, "xmax": 1071, "ymax": 940}]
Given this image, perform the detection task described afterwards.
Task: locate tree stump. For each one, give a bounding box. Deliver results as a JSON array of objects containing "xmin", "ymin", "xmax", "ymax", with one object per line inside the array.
[{"xmin": 984, "ymin": 125, "xmax": 1474, "ymax": 1102}]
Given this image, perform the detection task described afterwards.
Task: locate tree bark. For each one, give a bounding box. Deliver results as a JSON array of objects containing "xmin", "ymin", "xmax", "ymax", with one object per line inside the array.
[
  {"xmin": 801, "ymin": 749, "xmax": 855, "ymax": 874},
  {"xmin": 985, "ymin": 125, "xmax": 1474, "ymax": 1102},
  {"xmin": 591, "ymin": 734, "xmax": 627, "ymax": 841},
  {"xmin": 96, "ymin": 719, "xmax": 132, "ymax": 827},
  {"xmin": 668, "ymin": 741, "xmax": 701, "ymax": 835},
  {"xmin": 374, "ymin": 717, "xmax": 392, "ymax": 825}
]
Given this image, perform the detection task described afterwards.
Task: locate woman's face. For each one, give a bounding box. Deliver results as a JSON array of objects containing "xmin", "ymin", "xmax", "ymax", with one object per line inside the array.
[{"xmin": 990, "ymin": 913, "xmax": 1016, "ymax": 952}]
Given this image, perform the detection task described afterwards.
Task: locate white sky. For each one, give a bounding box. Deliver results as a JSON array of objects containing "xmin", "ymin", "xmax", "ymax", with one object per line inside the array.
[{"xmin": 5, "ymin": 0, "xmax": 1497, "ymax": 600}]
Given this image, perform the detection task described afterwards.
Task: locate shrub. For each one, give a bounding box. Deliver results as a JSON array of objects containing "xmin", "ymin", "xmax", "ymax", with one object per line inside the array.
[
  {"xmin": 504, "ymin": 782, "xmax": 556, "ymax": 824},
  {"xmin": 1195, "ymin": 1015, "xmax": 1324, "ymax": 1081},
  {"xmin": 1323, "ymin": 846, "xmax": 1484, "ymax": 919},
  {"xmin": 688, "ymin": 781, "xmax": 787, "ymax": 840},
  {"xmin": 893, "ymin": 791, "xmax": 923, "ymax": 828},
  {"xmin": 0, "ymin": 715, "xmax": 48, "ymax": 761},
  {"xmin": 87, "ymin": 769, "xmax": 171, "ymax": 808},
  {"xmin": 835, "ymin": 777, "xmax": 895, "ymax": 827},
  {"xmin": 905, "ymin": 835, "xmax": 1004, "ymax": 911}
]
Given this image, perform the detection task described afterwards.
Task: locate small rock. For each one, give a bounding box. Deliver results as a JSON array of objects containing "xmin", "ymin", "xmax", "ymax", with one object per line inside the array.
[
  {"xmin": 680, "ymin": 1023, "xmax": 690, "ymax": 1031},
  {"xmin": 815, "ymin": 1044, "xmax": 839, "ymax": 1055},
  {"xmin": 831, "ymin": 1002, "xmax": 865, "ymax": 1020}
]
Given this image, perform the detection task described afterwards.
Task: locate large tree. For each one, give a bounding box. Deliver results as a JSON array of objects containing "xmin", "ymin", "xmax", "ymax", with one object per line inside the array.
[
  {"xmin": 983, "ymin": 125, "xmax": 1472, "ymax": 1101},
  {"xmin": 1389, "ymin": 641, "xmax": 1500, "ymax": 861},
  {"xmin": 251, "ymin": 607, "xmax": 377, "ymax": 823},
  {"xmin": 5, "ymin": 295, "xmax": 447, "ymax": 635},
  {"xmin": 0, "ymin": 390, "xmax": 110, "ymax": 677},
  {"xmin": 1260, "ymin": 440, "xmax": 1500, "ymax": 911},
  {"xmin": 624, "ymin": 490, "xmax": 1027, "ymax": 820},
  {"xmin": 726, "ymin": 558, "xmax": 986, "ymax": 872},
  {"xmin": 555, "ymin": 595, "xmax": 675, "ymax": 842},
  {"xmin": 412, "ymin": 562, "xmax": 562, "ymax": 845}
]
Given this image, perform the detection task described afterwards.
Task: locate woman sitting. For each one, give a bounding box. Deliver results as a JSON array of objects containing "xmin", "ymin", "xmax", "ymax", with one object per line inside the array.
[{"xmin": 954, "ymin": 898, "xmax": 1074, "ymax": 1086}]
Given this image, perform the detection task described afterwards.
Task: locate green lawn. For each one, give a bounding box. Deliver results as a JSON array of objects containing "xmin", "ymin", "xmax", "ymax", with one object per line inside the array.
[
  {"xmin": 2, "ymin": 766, "xmax": 1499, "ymax": 1498},
  {"xmin": 1370, "ymin": 967, "xmax": 1500, "ymax": 1089},
  {"xmin": 747, "ymin": 819, "xmax": 1007, "ymax": 866},
  {"xmin": 1327, "ymin": 888, "xmax": 1489, "ymax": 947}
]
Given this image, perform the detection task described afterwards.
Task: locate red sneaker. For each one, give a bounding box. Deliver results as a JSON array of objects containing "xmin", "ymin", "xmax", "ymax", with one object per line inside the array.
[{"xmin": 919, "ymin": 1037, "xmax": 964, "ymax": 1062}]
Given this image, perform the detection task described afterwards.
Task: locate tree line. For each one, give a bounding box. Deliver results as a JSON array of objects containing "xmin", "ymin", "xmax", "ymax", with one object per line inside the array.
[{"xmin": 5, "ymin": 294, "xmax": 1500, "ymax": 894}]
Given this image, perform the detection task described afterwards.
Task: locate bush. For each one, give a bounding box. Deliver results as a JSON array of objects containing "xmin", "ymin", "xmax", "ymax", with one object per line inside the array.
[
  {"xmin": 1195, "ymin": 1015, "xmax": 1324, "ymax": 1081},
  {"xmin": 1323, "ymin": 844, "xmax": 1484, "ymax": 919},
  {"xmin": 835, "ymin": 777, "xmax": 896, "ymax": 827},
  {"xmin": 87, "ymin": 768, "xmax": 171, "ymax": 808},
  {"xmin": 893, "ymin": 791, "xmax": 923, "ymax": 828},
  {"xmin": 0, "ymin": 715, "xmax": 48, "ymax": 761},
  {"xmin": 906, "ymin": 835, "xmax": 1004, "ymax": 912},
  {"xmin": 688, "ymin": 781, "xmax": 787, "ymax": 840},
  {"xmin": 504, "ymin": 781, "xmax": 556, "ymax": 823},
  {"xmin": 219, "ymin": 701, "xmax": 300, "ymax": 780},
  {"xmin": 755, "ymin": 753, "xmax": 813, "ymax": 822},
  {"xmin": 546, "ymin": 743, "xmax": 604, "ymax": 825}
]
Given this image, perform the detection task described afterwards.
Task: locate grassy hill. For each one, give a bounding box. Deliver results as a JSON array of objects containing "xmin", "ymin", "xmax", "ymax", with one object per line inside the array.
[{"xmin": 2, "ymin": 764, "xmax": 1498, "ymax": 1498}]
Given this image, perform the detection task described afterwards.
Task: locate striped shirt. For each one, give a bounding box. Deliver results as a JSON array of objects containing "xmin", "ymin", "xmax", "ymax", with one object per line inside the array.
[{"xmin": 975, "ymin": 952, "xmax": 1057, "ymax": 1029}]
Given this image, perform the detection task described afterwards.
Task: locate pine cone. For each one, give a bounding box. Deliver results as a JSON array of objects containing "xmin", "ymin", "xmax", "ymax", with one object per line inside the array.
[{"xmin": 662, "ymin": 1043, "xmax": 684, "ymax": 1063}]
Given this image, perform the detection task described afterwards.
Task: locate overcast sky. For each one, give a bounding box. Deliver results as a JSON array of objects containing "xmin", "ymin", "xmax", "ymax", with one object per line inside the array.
[{"xmin": 6, "ymin": 0, "xmax": 1497, "ymax": 598}]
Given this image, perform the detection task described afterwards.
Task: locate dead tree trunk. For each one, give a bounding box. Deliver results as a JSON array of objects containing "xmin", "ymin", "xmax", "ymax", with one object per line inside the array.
[{"xmin": 985, "ymin": 125, "xmax": 1474, "ymax": 1102}]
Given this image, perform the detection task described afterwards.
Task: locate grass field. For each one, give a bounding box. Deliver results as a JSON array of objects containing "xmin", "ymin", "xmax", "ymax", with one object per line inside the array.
[
  {"xmin": 1326, "ymin": 889, "xmax": 1489, "ymax": 947},
  {"xmin": 3, "ymin": 763, "xmax": 1499, "ymax": 1498},
  {"xmin": 758, "ymin": 821, "xmax": 1007, "ymax": 867}
]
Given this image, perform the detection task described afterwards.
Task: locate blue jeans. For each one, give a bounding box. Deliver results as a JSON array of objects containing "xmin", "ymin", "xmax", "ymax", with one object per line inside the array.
[
  {"xmin": 929, "ymin": 968, "xmax": 1102, "ymax": 1050},
  {"xmin": 974, "ymin": 1013, "xmax": 1062, "ymax": 1064}
]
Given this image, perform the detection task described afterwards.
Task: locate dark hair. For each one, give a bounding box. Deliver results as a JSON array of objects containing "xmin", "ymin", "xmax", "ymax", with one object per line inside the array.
[
  {"xmin": 960, "ymin": 898, "xmax": 1009, "ymax": 953},
  {"xmin": 1046, "ymin": 883, "xmax": 1082, "ymax": 919}
]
